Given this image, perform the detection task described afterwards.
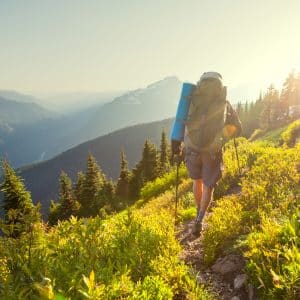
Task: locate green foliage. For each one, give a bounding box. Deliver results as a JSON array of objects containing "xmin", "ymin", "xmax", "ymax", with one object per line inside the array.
[
  {"xmin": 254, "ymin": 125, "xmax": 288, "ymax": 146},
  {"xmin": 79, "ymin": 153, "xmax": 105, "ymax": 217},
  {"xmin": 214, "ymin": 138, "xmax": 268, "ymax": 199},
  {"xmin": 201, "ymin": 137, "xmax": 300, "ymax": 298},
  {"xmin": 1, "ymin": 161, "xmax": 35, "ymax": 213},
  {"xmin": 4, "ymin": 117, "xmax": 300, "ymax": 298},
  {"xmin": 244, "ymin": 212, "xmax": 300, "ymax": 299},
  {"xmin": 129, "ymin": 133, "xmax": 175, "ymax": 203},
  {"xmin": 140, "ymin": 164, "xmax": 187, "ymax": 200},
  {"xmin": 158, "ymin": 129, "xmax": 171, "ymax": 175},
  {"xmin": 74, "ymin": 171, "xmax": 85, "ymax": 202},
  {"xmin": 49, "ymin": 153, "xmax": 118, "ymax": 222},
  {"xmin": 116, "ymin": 150, "xmax": 131, "ymax": 201},
  {"xmin": 140, "ymin": 140, "xmax": 160, "ymax": 182},
  {"xmin": 236, "ymin": 71, "xmax": 300, "ymax": 138},
  {"xmin": 129, "ymin": 139, "xmax": 164, "ymax": 199},
  {"xmin": 0, "ymin": 160, "xmax": 41, "ymax": 237},
  {"xmin": 177, "ymin": 192, "xmax": 196, "ymax": 222},
  {"xmin": 131, "ymin": 275, "xmax": 173, "ymax": 299},
  {"xmin": 0, "ymin": 179, "xmax": 211, "ymax": 299},
  {"xmin": 239, "ymin": 145, "xmax": 300, "ymax": 221},
  {"xmin": 48, "ymin": 171, "xmax": 80, "ymax": 225},
  {"xmin": 202, "ymin": 195, "xmax": 245, "ymax": 264},
  {"xmin": 281, "ymin": 119, "xmax": 300, "ymax": 147},
  {"xmin": 178, "ymin": 207, "xmax": 197, "ymax": 222}
]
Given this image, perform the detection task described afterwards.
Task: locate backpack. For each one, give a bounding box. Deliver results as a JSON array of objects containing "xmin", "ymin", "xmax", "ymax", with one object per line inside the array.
[{"xmin": 184, "ymin": 85, "xmax": 227, "ymax": 153}]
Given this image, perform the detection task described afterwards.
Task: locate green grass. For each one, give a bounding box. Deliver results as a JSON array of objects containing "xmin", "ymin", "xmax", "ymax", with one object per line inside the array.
[
  {"xmin": 0, "ymin": 178, "xmax": 212, "ymax": 299},
  {"xmin": 201, "ymin": 138, "xmax": 300, "ymax": 299},
  {"xmin": 255, "ymin": 125, "xmax": 288, "ymax": 145}
]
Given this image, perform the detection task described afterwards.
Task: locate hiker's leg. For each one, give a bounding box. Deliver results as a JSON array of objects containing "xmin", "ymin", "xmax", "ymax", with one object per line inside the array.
[
  {"xmin": 197, "ymin": 184, "xmax": 214, "ymax": 221},
  {"xmin": 193, "ymin": 179, "xmax": 203, "ymax": 211},
  {"xmin": 200, "ymin": 184, "xmax": 214, "ymax": 213},
  {"xmin": 198, "ymin": 150, "xmax": 221, "ymax": 221}
]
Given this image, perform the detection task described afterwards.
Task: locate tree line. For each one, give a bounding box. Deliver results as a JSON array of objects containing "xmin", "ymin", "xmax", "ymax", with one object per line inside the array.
[
  {"xmin": 0, "ymin": 130, "xmax": 172, "ymax": 236},
  {"xmin": 235, "ymin": 71, "xmax": 300, "ymax": 137}
]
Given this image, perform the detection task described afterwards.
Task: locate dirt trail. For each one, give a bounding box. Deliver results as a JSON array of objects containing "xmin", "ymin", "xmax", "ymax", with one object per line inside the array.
[{"xmin": 176, "ymin": 213, "xmax": 255, "ymax": 300}]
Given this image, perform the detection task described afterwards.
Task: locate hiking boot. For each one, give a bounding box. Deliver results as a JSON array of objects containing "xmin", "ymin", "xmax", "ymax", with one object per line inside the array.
[
  {"xmin": 192, "ymin": 210, "xmax": 204, "ymax": 236},
  {"xmin": 192, "ymin": 219, "xmax": 202, "ymax": 236}
]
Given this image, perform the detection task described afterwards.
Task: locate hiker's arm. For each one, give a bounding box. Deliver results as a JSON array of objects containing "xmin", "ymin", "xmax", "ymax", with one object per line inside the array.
[{"xmin": 223, "ymin": 102, "xmax": 242, "ymax": 138}]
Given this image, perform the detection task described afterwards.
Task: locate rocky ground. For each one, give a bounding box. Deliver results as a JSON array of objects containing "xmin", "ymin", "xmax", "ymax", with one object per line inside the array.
[{"xmin": 176, "ymin": 219, "xmax": 258, "ymax": 300}]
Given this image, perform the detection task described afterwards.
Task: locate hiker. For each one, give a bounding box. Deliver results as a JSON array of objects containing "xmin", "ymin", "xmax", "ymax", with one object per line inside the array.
[{"xmin": 171, "ymin": 72, "xmax": 242, "ymax": 236}]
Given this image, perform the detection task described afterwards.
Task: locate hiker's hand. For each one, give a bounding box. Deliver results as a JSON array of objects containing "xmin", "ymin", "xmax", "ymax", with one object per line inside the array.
[{"xmin": 171, "ymin": 140, "xmax": 182, "ymax": 156}]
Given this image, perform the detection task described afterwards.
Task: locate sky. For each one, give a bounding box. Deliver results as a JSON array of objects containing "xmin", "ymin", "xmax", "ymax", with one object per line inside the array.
[{"xmin": 1, "ymin": 0, "xmax": 300, "ymax": 100}]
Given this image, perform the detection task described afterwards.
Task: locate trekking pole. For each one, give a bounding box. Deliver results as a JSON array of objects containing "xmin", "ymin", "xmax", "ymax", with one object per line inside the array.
[
  {"xmin": 174, "ymin": 155, "xmax": 180, "ymax": 227},
  {"xmin": 233, "ymin": 138, "xmax": 241, "ymax": 176}
]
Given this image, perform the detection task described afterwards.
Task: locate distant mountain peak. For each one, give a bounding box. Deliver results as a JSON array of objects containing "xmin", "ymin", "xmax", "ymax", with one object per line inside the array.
[
  {"xmin": 110, "ymin": 76, "xmax": 181, "ymax": 106},
  {"xmin": 146, "ymin": 76, "xmax": 180, "ymax": 89}
]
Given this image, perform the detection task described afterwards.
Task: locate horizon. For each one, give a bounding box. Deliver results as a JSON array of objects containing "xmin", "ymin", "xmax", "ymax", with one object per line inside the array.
[
  {"xmin": 0, "ymin": 72, "xmax": 297, "ymax": 105},
  {"xmin": 1, "ymin": 1, "xmax": 300, "ymax": 100}
]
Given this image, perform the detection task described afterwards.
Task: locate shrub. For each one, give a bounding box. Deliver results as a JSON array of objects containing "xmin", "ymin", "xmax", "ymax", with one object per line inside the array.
[
  {"xmin": 281, "ymin": 119, "xmax": 300, "ymax": 147},
  {"xmin": 214, "ymin": 138, "xmax": 269, "ymax": 199},
  {"xmin": 131, "ymin": 275, "xmax": 174, "ymax": 299},
  {"xmin": 140, "ymin": 164, "xmax": 187, "ymax": 200},
  {"xmin": 202, "ymin": 194, "xmax": 245, "ymax": 264},
  {"xmin": 0, "ymin": 179, "xmax": 210, "ymax": 299},
  {"xmin": 203, "ymin": 142, "xmax": 300, "ymax": 268},
  {"xmin": 244, "ymin": 212, "xmax": 300, "ymax": 299}
]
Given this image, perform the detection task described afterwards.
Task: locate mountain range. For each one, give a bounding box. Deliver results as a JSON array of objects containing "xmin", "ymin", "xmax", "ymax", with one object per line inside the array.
[
  {"xmin": 0, "ymin": 75, "xmax": 258, "ymax": 218},
  {"xmin": 0, "ymin": 76, "xmax": 182, "ymax": 169},
  {"xmin": 13, "ymin": 118, "xmax": 173, "ymax": 217}
]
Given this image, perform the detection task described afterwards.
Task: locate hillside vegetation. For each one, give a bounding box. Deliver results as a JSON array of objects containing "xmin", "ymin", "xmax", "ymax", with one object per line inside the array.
[
  {"xmin": 0, "ymin": 172, "xmax": 213, "ymax": 299},
  {"xmin": 1, "ymin": 121, "xmax": 300, "ymax": 299},
  {"xmin": 202, "ymin": 128, "xmax": 300, "ymax": 299}
]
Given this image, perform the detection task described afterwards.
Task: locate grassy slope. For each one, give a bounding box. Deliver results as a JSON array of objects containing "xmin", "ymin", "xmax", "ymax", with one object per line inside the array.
[
  {"xmin": 200, "ymin": 132, "xmax": 300, "ymax": 299},
  {"xmin": 0, "ymin": 166, "xmax": 213, "ymax": 299},
  {"xmin": 256, "ymin": 126, "xmax": 287, "ymax": 144},
  {"xmin": 2, "ymin": 120, "xmax": 300, "ymax": 299}
]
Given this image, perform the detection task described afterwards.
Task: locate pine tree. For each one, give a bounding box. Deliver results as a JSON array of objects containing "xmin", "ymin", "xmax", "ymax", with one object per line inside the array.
[
  {"xmin": 159, "ymin": 130, "xmax": 171, "ymax": 175},
  {"xmin": 116, "ymin": 151, "xmax": 131, "ymax": 200},
  {"xmin": 260, "ymin": 85, "xmax": 280, "ymax": 129},
  {"xmin": 101, "ymin": 179, "xmax": 116, "ymax": 211},
  {"xmin": 128, "ymin": 140, "xmax": 159, "ymax": 200},
  {"xmin": 129, "ymin": 164, "xmax": 143, "ymax": 199},
  {"xmin": 140, "ymin": 140, "xmax": 159, "ymax": 182},
  {"xmin": 254, "ymin": 93, "xmax": 264, "ymax": 123},
  {"xmin": 0, "ymin": 160, "xmax": 40, "ymax": 237},
  {"xmin": 79, "ymin": 153, "xmax": 104, "ymax": 217},
  {"xmin": 280, "ymin": 72, "xmax": 296, "ymax": 117},
  {"xmin": 74, "ymin": 171, "xmax": 85, "ymax": 203},
  {"xmin": 48, "ymin": 200, "xmax": 60, "ymax": 226},
  {"xmin": 58, "ymin": 171, "xmax": 80, "ymax": 221}
]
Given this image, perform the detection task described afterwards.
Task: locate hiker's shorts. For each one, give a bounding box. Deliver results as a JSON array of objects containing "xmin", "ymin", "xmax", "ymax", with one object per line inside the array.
[{"xmin": 184, "ymin": 147, "xmax": 223, "ymax": 188}]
